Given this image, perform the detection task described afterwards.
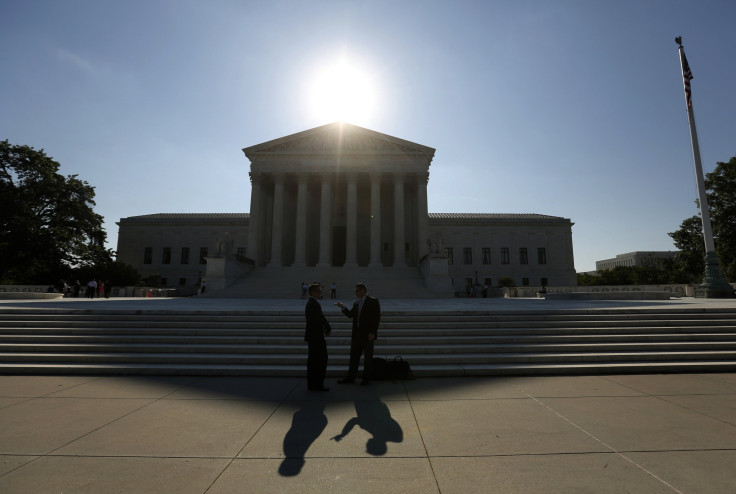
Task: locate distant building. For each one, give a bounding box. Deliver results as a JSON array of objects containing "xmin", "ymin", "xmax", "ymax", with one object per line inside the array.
[
  {"xmin": 595, "ymin": 251, "xmax": 678, "ymax": 271},
  {"xmin": 116, "ymin": 123, "xmax": 577, "ymax": 297}
]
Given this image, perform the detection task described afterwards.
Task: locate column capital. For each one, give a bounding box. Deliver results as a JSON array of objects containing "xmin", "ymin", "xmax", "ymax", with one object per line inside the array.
[{"xmin": 249, "ymin": 171, "xmax": 263, "ymax": 184}]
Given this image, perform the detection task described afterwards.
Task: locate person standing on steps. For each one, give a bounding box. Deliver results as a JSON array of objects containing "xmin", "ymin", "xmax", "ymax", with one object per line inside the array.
[
  {"xmin": 336, "ymin": 282, "xmax": 381, "ymax": 386},
  {"xmin": 304, "ymin": 284, "xmax": 332, "ymax": 391}
]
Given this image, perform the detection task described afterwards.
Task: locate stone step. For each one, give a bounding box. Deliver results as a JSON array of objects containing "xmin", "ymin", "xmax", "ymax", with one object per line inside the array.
[
  {"xmin": 3, "ymin": 350, "xmax": 735, "ymax": 366},
  {"xmin": 2, "ymin": 341, "xmax": 736, "ymax": 354},
  {"xmin": 2, "ymin": 313, "xmax": 735, "ymax": 324},
  {"xmin": 1, "ymin": 361, "xmax": 735, "ymax": 377},
  {"xmin": 3, "ymin": 325, "xmax": 736, "ymax": 338},
  {"xmin": 2, "ymin": 306, "xmax": 736, "ymax": 377},
  {"xmin": 210, "ymin": 265, "xmax": 445, "ymax": 299},
  {"xmin": 3, "ymin": 332, "xmax": 736, "ymax": 345}
]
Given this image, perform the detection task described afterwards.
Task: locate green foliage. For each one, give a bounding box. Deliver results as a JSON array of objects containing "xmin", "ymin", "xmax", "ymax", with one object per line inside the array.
[
  {"xmin": 668, "ymin": 156, "xmax": 736, "ymax": 282},
  {"xmin": 668, "ymin": 216, "xmax": 705, "ymax": 282},
  {"xmin": 577, "ymin": 263, "xmax": 692, "ymax": 286},
  {"xmin": 0, "ymin": 140, "xmax": 113, "ymax": 284},
  {"xmin": 73, "ymin": 261, "xmax": 141, "ymax": 287},
  {"xmin": 497, "ymin": 276, "xmax": 515, "ymax": 287}
]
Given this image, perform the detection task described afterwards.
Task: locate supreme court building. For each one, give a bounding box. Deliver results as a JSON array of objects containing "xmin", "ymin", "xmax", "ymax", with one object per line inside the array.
[{"xmin": 116, "ymin": 123, "xmax": 577, "ymax": 297}]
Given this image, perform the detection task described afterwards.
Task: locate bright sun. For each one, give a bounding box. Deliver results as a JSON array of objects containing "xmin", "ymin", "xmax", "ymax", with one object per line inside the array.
[{"xmin": 310, "ymin": 60, "xmax": 376, "ymax": 124}]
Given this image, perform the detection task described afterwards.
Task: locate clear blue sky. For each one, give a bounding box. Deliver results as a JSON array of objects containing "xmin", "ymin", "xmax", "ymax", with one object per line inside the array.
[{"xmin": 2, "ymin": 0, "xmax": 735, "ymax": 272}]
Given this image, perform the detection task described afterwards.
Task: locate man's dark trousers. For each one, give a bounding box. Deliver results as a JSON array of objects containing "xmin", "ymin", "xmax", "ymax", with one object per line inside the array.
[{"xmin": 307, "ymin": 338, "xmax": 328, "ymax": 389}]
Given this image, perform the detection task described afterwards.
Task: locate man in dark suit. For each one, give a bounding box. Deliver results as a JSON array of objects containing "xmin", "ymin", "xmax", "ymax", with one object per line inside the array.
[
  {"xmin": 304, "ymin": 284, "xmax": 331, "ymax": 391},
  {"xmin": 336, "ymin": 283, "xmax": 381, "ymax": 386}
]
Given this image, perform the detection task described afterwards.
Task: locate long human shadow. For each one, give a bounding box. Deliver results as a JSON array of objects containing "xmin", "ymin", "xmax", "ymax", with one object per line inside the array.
[
  {"xmin": 331, "ymin": 400, "xmax": 403, "ymax": 455},
  {"xmin": 278, "ymin": 403, "xmax": 327, "ymax": 476}
]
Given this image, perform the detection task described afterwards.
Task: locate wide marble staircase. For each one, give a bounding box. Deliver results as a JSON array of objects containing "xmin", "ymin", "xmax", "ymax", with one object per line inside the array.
[
  {"xmin": 1, "ymin": 306, "xmax": 736, "ymax": 376},
  {"xmin": 210, "ymin": 265, "xmax": 448, "ymax": 299}
]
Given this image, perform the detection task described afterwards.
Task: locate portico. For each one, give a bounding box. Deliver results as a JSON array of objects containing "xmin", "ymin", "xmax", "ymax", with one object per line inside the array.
[{"xmin": 244, "ymin": 123, "xmax": 434, "ymax": 268}]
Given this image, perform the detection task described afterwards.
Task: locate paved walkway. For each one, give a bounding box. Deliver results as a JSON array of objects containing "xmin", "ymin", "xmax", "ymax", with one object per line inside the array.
[
  {"xmin": 2, "ymin": 295, "xmax": 736, "ymax": 312},
  {"xmin": 0, "ymin": 373, "xmax": 735, "ymax": 493}
]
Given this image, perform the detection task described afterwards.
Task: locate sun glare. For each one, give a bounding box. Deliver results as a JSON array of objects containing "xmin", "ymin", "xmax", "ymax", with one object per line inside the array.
[{"xmin": 310, "ymin": 61, "xmax": 376, "ymax": 124}]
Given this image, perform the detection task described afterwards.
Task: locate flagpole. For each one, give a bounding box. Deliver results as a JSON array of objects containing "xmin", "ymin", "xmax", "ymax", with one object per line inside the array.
[{"xmin": 676, "ymin": 37, "xmax": 734, "ymax": 298}]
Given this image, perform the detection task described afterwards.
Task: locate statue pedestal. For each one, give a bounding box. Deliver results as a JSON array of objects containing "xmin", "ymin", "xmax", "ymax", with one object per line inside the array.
[
  {"xmin": 204, "ymin": 256, "xmax": 254, "ymax": 292},
  {"xmin": 420, "ymin": 255, "xmax": 454, "ymax": 295}
]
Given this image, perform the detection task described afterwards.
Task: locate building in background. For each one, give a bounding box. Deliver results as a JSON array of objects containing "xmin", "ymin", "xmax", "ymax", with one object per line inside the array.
[
  {"xmin": 116, "ymin": 123, "xmax": 577, "ymax": 297},
  {"xmin": 595, "ymin": 251, "xmax": 678, "ymax": 271}
]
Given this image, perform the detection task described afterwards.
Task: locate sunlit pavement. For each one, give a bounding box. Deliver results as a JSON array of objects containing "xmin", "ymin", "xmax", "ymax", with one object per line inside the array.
[{"xmin": 0, "ymin": 373, "xmax": 734, "ymax": 493}]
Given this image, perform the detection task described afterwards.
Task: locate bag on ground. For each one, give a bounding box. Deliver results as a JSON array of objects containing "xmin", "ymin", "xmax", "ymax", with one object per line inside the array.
[{"xmin": 371, "ymin": 356, "xmax": 415, "ymax": 381}]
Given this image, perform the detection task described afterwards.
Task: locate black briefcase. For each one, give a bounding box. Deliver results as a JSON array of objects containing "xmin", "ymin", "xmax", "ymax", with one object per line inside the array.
[{"xmin": 372, "ymin": 356, "xmax": 415, "ymax": 381}]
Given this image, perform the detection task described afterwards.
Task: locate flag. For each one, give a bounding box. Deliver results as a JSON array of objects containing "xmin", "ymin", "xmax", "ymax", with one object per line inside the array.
[{"xmin": 680, "ymin": 49, "xmax": 694, "ymax": 107}]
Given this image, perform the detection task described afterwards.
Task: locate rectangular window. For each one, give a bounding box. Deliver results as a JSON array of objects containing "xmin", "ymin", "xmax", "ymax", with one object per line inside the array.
[
  {"xmin": 519, "ymin": 247, "xmax": 528, "ymax": 265},
  {"xmin": 484, "ymin": 277, "xmax": 492, "ymax": 288},
  {"xmin": 162, "ymin": 247, "xmax": 171, "ymax": 265},
  {"xmin": 538, "ymin": 247, "xmax": 547, "ymax": 265},
  {"xmin": 541, "ymin": 277, "xmax": 548, "ymax": 286},
  {"xmin": 237, "ymin": 247, "xmax": 246, "ymax": 257},
  {"xmin": 522, "ymin": 277, "xmax": 529, "ymax": 286},
  {"xmin": 178, "ymin": 277, "xmax": 186, "ymax": 286},
  {"xmin": 199, "ymin": 247, "xmax": 208, "ymax": 264},
  {"xmin": 143, "ymin": 247, "xmax": 152, "ymax": 264},
  {"xmin": 446, "ymin": 247, "xmax": 453, "ymax": 265},
  {"xmin": 463, "ymin": 247, "xmax": 472, "ymax": 265},
  {"xmin": 482, "ymin": 247, "xmax": 491, "ymax": 264},
  {"xmin": 160, "ymin": 277, "xmax": 168, "ymax": 286},
  {"xmin": 501, "ymin": 247, "xmax": 510, "ymax": 265},
  {"xmin": 181, "ymin": 247, "xmax": 190, "ymax": 265}
]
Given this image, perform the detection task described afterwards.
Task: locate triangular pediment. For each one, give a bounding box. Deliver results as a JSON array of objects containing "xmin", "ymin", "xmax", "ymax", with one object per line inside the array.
[{"xmin": 243, "ymin": 122, "xmax": 435, "ymax": 159}]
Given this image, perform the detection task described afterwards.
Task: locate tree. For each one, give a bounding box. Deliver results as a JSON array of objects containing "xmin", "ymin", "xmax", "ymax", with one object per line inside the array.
[
  {"xmin": 0, "ymin": 140, "xmax": 112, "ymax": 284},
  {"xmin": 669, "ymin": 156, "xmax": 736, "ymax": 282},
  {"xmin": 668, "ymin": 216, "xmax": 704, "ymax": 282}
]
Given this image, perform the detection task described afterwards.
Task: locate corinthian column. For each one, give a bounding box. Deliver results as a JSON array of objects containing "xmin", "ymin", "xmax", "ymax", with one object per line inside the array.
[
  {"xmin": 247, "ymin": 172, "xmax": 262, "ymax": 264},
  {"xmin": 344, "ymin": 173, "xmax": 358, "ymax": 267},
  {"xmin": 416, "ymin": 171, "xmax": 429, "ymax": 262},
  {"xmin": 393, "ymin": 174, "xmax": 406, "ymax": 267},
  {"xmin": 268, "ymin": 173, "xmax": 284, "ymax": 267},
  {"xmin": 369, "ymin": 172, "xmax": 382, "ymax": 267},
  {"xmin": 317, "ymin": 175, "xmax": 332, "ymax": 267},
  {"xmin": 293, "ymin": 173, "xmax": 308, "ymax": 267}
]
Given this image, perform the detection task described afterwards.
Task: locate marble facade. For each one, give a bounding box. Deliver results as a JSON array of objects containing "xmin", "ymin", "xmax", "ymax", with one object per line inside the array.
[{"xmin": 116, "ymin": 123, "xmax": 577, "ymax": 296}]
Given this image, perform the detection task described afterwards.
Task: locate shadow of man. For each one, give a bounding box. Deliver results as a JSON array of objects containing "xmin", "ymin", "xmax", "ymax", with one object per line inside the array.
[
  {"xmin": 331, "ymin": 400, "xmax": 403, "ymax": 455},
  {"xmin": 278, "ymin": 403, "xmax": 327, "ymax": 476}
]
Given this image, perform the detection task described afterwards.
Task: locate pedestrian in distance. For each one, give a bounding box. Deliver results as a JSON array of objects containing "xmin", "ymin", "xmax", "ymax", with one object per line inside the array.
[
  {"xmin": 336, "ymin": 282, "xmax": 381, "ymax": 386},
  {"xmin": 304, "ymin": 284, "xmax": 331, "ymax": 391}
]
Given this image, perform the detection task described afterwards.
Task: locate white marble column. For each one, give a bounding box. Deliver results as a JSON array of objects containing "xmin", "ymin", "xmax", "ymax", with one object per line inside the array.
[
  {"xmin": 268, "ymin": 173, "xmax": 285, "ymax": 267},
  {"xmin": 293, "ymin": 173, "xmax": 308, "ymax": 267},
  {"xmin": 393, "ymin": 174, "xmax": 406, "ymax": 267},
  {"xmin": 317, "ymin": 175, "xmax": 332, "ymax": 267},
  {"xmin": 416, "ymin": 172, "xmax": 429, "ymax": 263},
  {"xmin": 246, "ymin": 172, "xmax": 263, "ymax": 264},
  {"xmin": 369, "ymin": 172, "xmax": 382, "ymax": 267},
  {"xmin": 344, "ymin": 173, "xmax": 358, "ymax": 267}
]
